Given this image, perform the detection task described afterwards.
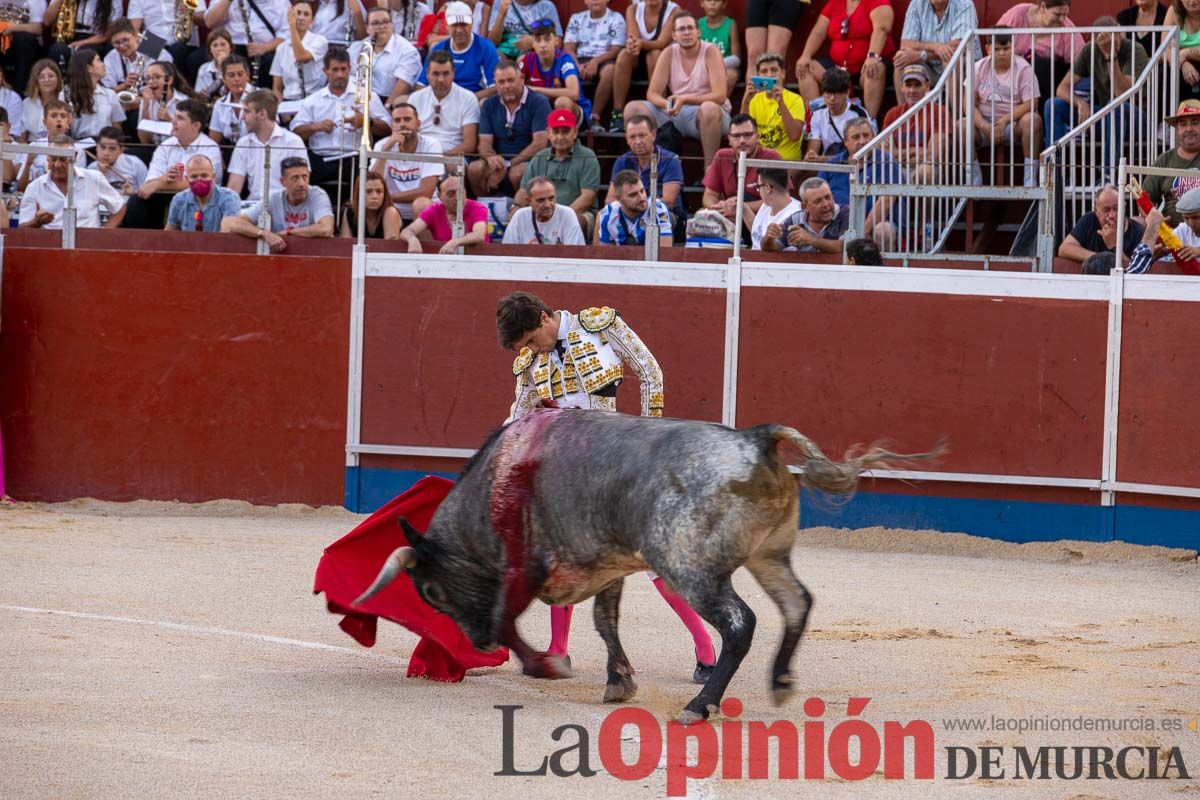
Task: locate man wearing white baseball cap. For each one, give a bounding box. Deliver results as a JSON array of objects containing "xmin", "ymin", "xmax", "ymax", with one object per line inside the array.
[{"xmin": 415, "ymin": 1, "xmax": 501, "ymax": 97}]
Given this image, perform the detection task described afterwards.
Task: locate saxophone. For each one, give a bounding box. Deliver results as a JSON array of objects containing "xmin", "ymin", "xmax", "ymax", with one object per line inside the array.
[
  {"xmin": 174, "ymin": 0, "xmax": 200, "ymax": 42},
  {"xmin": 53, "ymin": 0, "xmax": 76, "ymax": 43}
]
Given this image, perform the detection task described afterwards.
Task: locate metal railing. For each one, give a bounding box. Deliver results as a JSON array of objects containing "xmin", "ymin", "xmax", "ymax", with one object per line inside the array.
[
  {"xmin": 1039, "ymin": 26, "xmax": 1179, "ymax": 252},
  {"xmin": 851, "ymin": 26, "xmax": 1178, "ymax": 269},
  {"xmin": 730, "ymin": 153, "xmax": 856, "ymax": 261}
]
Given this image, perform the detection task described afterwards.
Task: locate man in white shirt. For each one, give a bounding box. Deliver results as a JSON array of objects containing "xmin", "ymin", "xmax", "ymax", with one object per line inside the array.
[
  {"xmin": 406, "ymin": 50, "xmax": 480, "ymax": 156},
  {"xmin": 502, "ymin": 176, "xmax": 584, "ymax": 245},
  {"xmin": 204, "ymin": 0, "xmax": 289, "ymax": 88},
  {"xmin": 103, "ymin": 17, "xmax": 173, "ymax": 131},
  {"xmin": 124, "ymin": 99, "xmax": 223, "ymax": 227},
  {"xmin": 291, "ymin": 47, "xmax": 389, "ymax": 191},
  {"xmin": 19, "ymin": 134, "xmax": 126, "ymax": 229},
  {"xmin": 351, "ymin": 6, "xmax": 421, "ymax": 105},
  {"xmin": 222, "ymin": 156, "xmax": 335, "ymax": 249},
  {"xmin": 227, "ymin": 90, "xmax": 309, "ymax": 203},
  {"xmin": 129, "ymin": 0, "xmax": 208, "ymax": 82},
  {"xmin": 17, "ymin": 99, "xmax": 90, "ymax": 191},
  {"xmin": 370, "ymin": 102, "xmax": 442, "ymax": 220}
]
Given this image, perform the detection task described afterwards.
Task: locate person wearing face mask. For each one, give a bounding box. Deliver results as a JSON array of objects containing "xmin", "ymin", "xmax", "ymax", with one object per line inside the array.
[{"xmin": 166, "ymin": 154, "xmax": 243, "ymax": 231}]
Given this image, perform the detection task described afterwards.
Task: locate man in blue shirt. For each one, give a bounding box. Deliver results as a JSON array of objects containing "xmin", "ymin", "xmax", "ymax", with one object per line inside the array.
[
  {"xmin": 596, "ymin": 168, "xmax": 673, "ymax": 248},
  {"xmin": 416, "ymin": 1, "xmax": 500, "ymax": 97},
  {"xmin": 818, "ymin": 116, "xmax": 905, "ymax": 249},
  {"xmin": 605, "ymin": 114, "xmax": 686, "ymax": 237},
  {"xmin": 468, "ymin": 60, "xmax": 551, "ymax": 197},
  {"xmin": 165, "ymin": 155, "xmax": 242, "ymax": 232}
]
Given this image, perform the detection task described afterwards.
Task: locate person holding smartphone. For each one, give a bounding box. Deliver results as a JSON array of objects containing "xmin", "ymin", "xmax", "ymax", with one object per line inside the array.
[{"xmin": 741, "ymin": 50, "xmax": 806, "ymax": 161}]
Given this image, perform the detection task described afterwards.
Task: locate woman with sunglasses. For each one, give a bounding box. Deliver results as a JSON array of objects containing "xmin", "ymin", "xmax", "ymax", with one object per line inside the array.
[{"xmin": 794, "ymin": 0, "xmax": 896, "ymax": 119}]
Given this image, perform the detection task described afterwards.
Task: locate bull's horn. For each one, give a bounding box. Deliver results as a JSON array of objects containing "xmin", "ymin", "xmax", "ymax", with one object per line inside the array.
[
  {"xmin": 398, "ymin": 517, "xmax": 425, "ymax": 545},
  {"xmin": 353, "ymin": 547, "xmax": 418, "ymax": 606}
]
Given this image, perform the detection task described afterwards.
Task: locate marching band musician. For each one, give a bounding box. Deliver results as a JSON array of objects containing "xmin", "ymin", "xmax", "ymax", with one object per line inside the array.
[
  {"xmin": 20, "ymin": 59, "xmax": 63, "ymax": 142},
  {"xmin": 193, "ymin": 27, "xmax": 232, "ymax": 99},
  {"xmin": 207, "ymin": 53, "xmax": 250, "ymax": 146},
  {"xmin": 203, "ymin": 0, "xmax": 288, "ymax": 89},
  {"xmin": 63, "ymin": 48, "xmax": 124, "ymax": 139},
  {"xmin": 136, "ymin": 60, "xmax": 194, "ymax": 143},
  {"xmin": 226, "ymin": 89, "xmax": 309, "ymax": 203},
  {"xmin": 289, "ymin": 47, "xmax": 387, "ymax": 193},
  {"xmin": 103, "ymin": 19, "xmax": 171, "ymax": 90},
  {"xmin": 269, "ymin": 0, "xmax": 328, "ymax": 105},
  {"xmin": 348, "ymin": 5, "xmax": 420, "ymax": 106},
  {"xmin": 311, "ymin": 0, "xmax": 366, "ymax": 48},
  {"xmin": 91, "ymin": 125, "xmax": 147, "ymax": 198},
  {"xmin": 0, "ymin": 0, "xmax": 47, "ymax": 93},
  {"xmin": 16, "ymin": 98, "xmax": 89, "ymax": 191},
  {"xmin": 127, "ymin": 0, "xmax": 208, "ymax": 82},
  {"xmin": 44, "ymin": 0, "xmax": 119, "ymax": 69}
]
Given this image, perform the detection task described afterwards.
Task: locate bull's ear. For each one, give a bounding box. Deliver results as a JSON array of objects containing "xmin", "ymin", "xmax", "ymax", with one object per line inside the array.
[{"xmin": 398, "ymin": 517, "xmax": 426, "ymax": 546}]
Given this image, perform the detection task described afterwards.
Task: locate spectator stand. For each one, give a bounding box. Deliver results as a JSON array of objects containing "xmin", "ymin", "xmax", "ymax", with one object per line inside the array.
[
  {"xmin": 1036, "ymin": 26, "xmax": 1178, "ymax": 254},
  {"xmin": 849, "ymin": 26, "xmax": 1178, "ymax": 270}
]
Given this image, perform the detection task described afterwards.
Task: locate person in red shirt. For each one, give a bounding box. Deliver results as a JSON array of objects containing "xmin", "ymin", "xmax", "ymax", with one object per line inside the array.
[
  {"xmin": 880, "ymin": 63, "xmax": 947, "ymax": 183},
  {"xmin": 794, "ymin": 0, "xmax": 896, "ymax": 118},
  {"xmin": 700, "ymin": 113, "xmax": 781, "ymax": 221}
]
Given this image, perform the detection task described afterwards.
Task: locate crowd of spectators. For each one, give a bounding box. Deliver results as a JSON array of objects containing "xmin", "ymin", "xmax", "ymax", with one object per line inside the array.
[{"xmin": 0, "ymin": 0, "xmax": 1193, "ymax": 270}]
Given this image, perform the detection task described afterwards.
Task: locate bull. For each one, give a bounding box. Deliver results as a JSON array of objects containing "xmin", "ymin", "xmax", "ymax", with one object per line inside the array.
[{"xmin": 356, "ymin": 407, "xmax": 936, "ymax": 722}]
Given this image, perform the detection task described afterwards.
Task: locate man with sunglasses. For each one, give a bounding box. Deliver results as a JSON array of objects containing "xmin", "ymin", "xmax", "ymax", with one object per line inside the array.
[
  {"xmin": 701, "ymin": 113, "xmax": 780, "ymax": 222},
  {"xmin": 353, "ymin": 6, "xmax": 422, "ymax": 106},
  {"xmin": 468, "ymin": 59, "xmax": 550, "ymax": 197},
  {"xmin": 408, "ymin": 50, "xmax": 481, "ymax": 157}
]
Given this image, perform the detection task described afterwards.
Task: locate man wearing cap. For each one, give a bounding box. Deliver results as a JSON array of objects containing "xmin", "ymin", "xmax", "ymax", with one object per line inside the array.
[
  {"xmin": 893, "ymin": 0, "xmax": 981, "ymax": 76},
  {"xmin": 1058, "ymin": 184, "xmax": 1145, "ymax": 265},
  {"xmin": 513, "ymin": 107, "xmax": 601, "ymax": 235},
  {"xmin": 1143, "ymin": 100, "xmax": 1200, "ymax": 225},
  {"xmin": 881, "ymin": 63, "xmax": 948, "ymax": 183},
  {"xmin": 416, "ymin": 2, "xmax": 501, "ymax": 98}
]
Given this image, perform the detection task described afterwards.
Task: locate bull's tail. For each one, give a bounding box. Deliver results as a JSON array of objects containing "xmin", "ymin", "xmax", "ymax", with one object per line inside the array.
[{"xmin": 769, "ymin": 427, "xmax": 946, "ymax": 497}]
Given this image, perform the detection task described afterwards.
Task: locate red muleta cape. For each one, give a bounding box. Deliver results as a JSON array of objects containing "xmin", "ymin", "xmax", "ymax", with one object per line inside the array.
[{"xmin": 313, "ymin": 475, "xmax": 510, "ymax": 681}]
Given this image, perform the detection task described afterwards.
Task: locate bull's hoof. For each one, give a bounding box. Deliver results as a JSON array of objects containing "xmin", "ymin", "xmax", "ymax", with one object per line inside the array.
[
  {"xmin": 771, "ymin": 673, "xmax": 794, "ymax": 706},
  {"xmin": 602, "ymin": 674, "xmax": 638, "ymax": 703},
  {"xmin": 677, "ymin": 702, "xmax": 719, "ymax": 724},
  {"xmin": 692, "ymin": 660, "xmax": 715, "ymax": 685},
  {"xmin": 521, "ymin": 653, "xmax": 573, "ymax": 680}
]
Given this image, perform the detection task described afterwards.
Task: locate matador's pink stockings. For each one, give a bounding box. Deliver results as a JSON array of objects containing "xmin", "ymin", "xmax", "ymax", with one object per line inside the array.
[{"xmin": 547, "ymin": 578, "xmax": 716, "ymax": 666}]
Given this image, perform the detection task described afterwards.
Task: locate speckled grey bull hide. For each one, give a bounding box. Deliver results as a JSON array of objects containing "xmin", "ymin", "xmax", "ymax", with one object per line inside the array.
[{"xmin": 356, "ymin": 407, "xmax": 937, "ymax": 722}]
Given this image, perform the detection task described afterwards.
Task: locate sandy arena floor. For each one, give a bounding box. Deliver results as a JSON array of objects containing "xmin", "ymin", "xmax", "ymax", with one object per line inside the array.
[{"xmin": 1, "ymin": 499, "xmax": 1197, "ymax": 799}]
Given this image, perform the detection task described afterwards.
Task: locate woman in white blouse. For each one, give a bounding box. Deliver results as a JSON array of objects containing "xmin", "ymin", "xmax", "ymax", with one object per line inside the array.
[
  {"xmin": 270, "ymin": 0, "xmax": 329, "ymax": 103},
  {"xmin": 312, "ymin": 0, "xmax": 367, "ymax": 47},
  {"xmin": 21, "ymin": 60, "xmax": 64, "ymax": 143},
  {"xmin": 64, "ymin": 48, "xmax": 125, "ymax": 140},
  {"xmin": 138, "ymin": 62, "xmax": 196, "ymax": 143}
]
